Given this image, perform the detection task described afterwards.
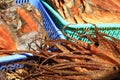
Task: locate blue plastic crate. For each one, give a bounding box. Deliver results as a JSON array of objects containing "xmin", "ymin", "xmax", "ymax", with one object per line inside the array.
[
  {"xmin": 0, "ymin": 0, "xmax": 65, "ymax": 71},
  {"xmin": 0, "ymin": 53, "xmax": 33, "ymax": 71}
]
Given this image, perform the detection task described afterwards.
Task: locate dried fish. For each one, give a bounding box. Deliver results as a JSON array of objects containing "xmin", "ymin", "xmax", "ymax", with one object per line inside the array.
[
  {"xmin": 46, "ymin": 0, "xmax": 120, "ymax": 23},
  {"xmin": 0, "ymin": 1, "xmax": 120, "ymax": 80},
  {"xmin": 0, "ymin": 2, "xmax": 49, "ymax": 51},
  {"xmin": 3, "ymin": 27, "xmax": 120, "ymax": 79}
]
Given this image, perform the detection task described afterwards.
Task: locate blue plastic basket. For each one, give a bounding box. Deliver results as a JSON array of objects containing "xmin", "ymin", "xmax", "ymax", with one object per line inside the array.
[{"xmin": 0, "ymin": 0, "xmax": 65, "ymax": 71}]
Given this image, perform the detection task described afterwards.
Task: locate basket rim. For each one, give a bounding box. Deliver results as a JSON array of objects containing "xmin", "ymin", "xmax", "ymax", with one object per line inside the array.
[{"xmin": 41, "ymin": 0, "xmax": 120, "ymax": 28}]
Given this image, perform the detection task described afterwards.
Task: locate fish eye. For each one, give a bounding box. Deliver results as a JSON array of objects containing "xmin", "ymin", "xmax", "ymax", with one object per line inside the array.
[
  {"xmin": 113, "ymin": 66, "xmax": 119, "ymax": 71},
  {"xmin": 94, "ymin": 42, "xmax": 99, "ymax": 46}
]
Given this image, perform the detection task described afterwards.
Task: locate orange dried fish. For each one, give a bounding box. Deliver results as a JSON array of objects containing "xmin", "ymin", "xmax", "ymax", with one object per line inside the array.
[
  {"xmin": 17, "ymin": 23, "xmax": 31, "ymax": 35},
  {"xmin": 90, "ymin": 0, "xmax": 120, "ymax": 13},
  {"xmin": 15, "ymin": 3, "xmax": 48, "ymax": 50},
  {"xmin": 0, "ymin": 24, "xmax": 16, "ymax": 51},
  {"xmin": 0, "ymin": 2, "xmax": 48, "ymax": 51},
  {"xmin": 16, "ymin": 7, "xmax": 39, "ymax": 33}
]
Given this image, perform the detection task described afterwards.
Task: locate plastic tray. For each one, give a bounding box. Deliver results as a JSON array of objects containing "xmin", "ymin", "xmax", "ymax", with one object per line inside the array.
[
  {"xmin": 41, "ymin": 0, "xmax": 120, "ymax": 42},
  {"xmin": 0, "ymin": 0, "xmax": 65, "ymax": 71}
]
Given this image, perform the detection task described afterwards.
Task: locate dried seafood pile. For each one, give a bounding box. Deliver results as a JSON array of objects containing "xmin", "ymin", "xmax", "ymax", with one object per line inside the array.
[
  {"xmin": 1, "ymin": 27, "xmax": 120, "ymax": 80},
  {"xmin": 46, "ymin": 0, "xmax": 120, "ymax": 24},
  {"xmin": 0, "ymin": 1, "xmax": 120, "ymax": 80},
  {"xmin": 0, "ymin": 1, "xmax": 48, "ymax": 56}
]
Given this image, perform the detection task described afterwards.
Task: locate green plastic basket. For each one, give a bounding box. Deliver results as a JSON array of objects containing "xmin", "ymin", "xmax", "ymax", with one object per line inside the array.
[{"xmin": 41, "ymin": 0, "xmax": 120, "ymax": 42}]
